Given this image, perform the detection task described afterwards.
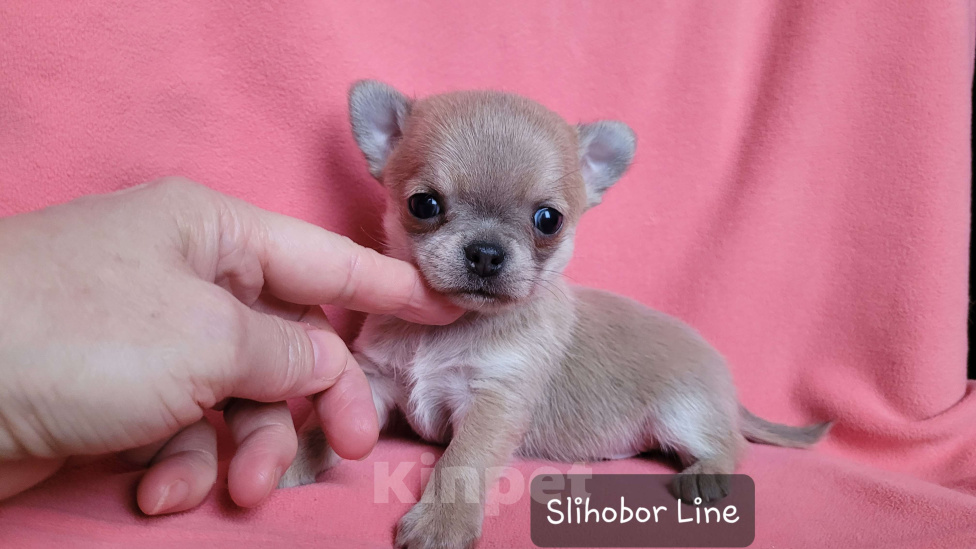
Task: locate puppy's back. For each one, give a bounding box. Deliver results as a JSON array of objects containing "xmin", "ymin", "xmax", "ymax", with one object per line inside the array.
[{"xmin": 519, "ymin": 287, "xmax": 737, "ymax": 462}]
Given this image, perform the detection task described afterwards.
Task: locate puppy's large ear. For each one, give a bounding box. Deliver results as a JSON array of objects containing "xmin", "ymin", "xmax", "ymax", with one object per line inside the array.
[
  {"xmin": 577, "ymin": 121, "xmax": 636, "ymax": 208},
  {"xmin": 349, "ymin": 80, "xmax": 411, "ymax": 179}
]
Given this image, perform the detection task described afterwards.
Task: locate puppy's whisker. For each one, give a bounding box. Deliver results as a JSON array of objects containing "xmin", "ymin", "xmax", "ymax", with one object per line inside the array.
[
  {"xmin": 533, "ymin": 279, "xmax": 569, "ymax": 301},
  {"xmin": 536, "ymin": 268, "xmax": 579, "ymax": 283},
  {"xmin": 529, "ymin": 280, "xmax": 561, "ymax": 301},
  {"xmin": 357, "ymin": 225, "xmax": 389, "ymax": 249}
]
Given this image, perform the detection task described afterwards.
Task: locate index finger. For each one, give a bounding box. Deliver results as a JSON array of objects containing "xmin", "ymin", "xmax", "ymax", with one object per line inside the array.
[{"xmin": 245, "ymin": 206, "xmax": 463, "ymax": 325}]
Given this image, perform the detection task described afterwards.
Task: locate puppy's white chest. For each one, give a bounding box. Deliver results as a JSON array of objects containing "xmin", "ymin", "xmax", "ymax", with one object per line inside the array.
[
  {"xmin": 357, "ymin": 314, "xmax": 549, "ymax": 446},
  {"xmin": 400, "ymin": 345, "xmax": 478, "ymax": 444}
]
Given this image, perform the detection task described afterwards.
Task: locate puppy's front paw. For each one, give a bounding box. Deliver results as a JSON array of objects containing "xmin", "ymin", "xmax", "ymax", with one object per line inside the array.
[{"xmin": 395, "ymin": 502, "xmax": 482, "ymax": 549}]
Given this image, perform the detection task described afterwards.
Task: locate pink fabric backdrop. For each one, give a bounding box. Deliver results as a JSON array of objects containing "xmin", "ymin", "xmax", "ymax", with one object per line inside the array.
[{"xmin": 1, "ymin": 1, "xmax": 975, "ymax": 546}]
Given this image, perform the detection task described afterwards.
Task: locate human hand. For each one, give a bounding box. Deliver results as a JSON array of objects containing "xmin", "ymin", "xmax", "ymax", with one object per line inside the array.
[{"xmin": 0, "ymin": 177, "xmax": 462, "ymax": 513}]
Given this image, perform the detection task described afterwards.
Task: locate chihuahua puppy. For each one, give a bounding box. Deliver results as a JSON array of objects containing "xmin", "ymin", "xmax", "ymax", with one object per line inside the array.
[{"xmin": 280, "ymin": 81, "xmax": 830, "ymax": 548}]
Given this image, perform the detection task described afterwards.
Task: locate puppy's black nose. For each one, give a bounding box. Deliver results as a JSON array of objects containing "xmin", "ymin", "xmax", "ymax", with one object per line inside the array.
[{"xmin": 464, "ymin": 241, "xmax": 506, "ymax": 278}]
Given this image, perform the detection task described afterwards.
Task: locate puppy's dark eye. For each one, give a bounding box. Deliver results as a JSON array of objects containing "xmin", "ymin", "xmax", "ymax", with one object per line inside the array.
[
  {"xmin": 533, "ymin": 207, "xmax": 563, "ymax": 235},
  {"xmin": 408, "ymin": 193, "xmax": 442, "ymax": 220}
]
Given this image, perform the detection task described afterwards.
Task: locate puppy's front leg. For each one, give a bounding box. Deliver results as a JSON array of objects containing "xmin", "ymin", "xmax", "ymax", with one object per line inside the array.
[{"xmin": 396, "ymin": 384, "xmax": 529, "ymax": 549}]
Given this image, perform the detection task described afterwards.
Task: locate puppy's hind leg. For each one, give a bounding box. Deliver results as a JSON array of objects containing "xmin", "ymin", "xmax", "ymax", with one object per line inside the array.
[
  {"xmin": 650, "ymin": 396, "xmax": 745, "ymax": 504},
  {"xmin": 277, "ymin": 413, "xmax": 341, "ymax": 488}
]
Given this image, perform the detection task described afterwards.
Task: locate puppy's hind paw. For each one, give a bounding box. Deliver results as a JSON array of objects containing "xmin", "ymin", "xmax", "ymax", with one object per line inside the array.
[
  {"xmin": 277, "ymin": 461, "xmax": 319, "ymax": 489},
  {"xmin": 671, "ymin": 472, "xmax": 730, "ymax": 504},
  {"xmin": 277, "ymin": 426, "xmax": 341, "ymax": 489}
]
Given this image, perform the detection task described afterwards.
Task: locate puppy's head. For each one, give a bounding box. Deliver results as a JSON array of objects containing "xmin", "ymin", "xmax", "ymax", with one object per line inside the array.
[{"xmin": 348, "ymin": 80, "xmax": 635, "ymax": 312}]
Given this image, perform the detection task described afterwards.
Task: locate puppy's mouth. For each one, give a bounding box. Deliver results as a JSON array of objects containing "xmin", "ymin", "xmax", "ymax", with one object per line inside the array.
[
  {"xmin": 411, "ymin": 261, "xmax": 523, "ymax": 310},
  {"xmin": 451, "ymin": 288, "xmax": 516, "ymax": 304}
]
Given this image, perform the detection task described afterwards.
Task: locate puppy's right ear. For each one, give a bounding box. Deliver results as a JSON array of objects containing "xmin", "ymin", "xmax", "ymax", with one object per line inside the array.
[
  {"xmin": 348, "ymin": 80, "xmax": 411, "ymax": 179},
  {"xmin": 577, "ymin": 121, "xmax": 636, "ymax": 208}
]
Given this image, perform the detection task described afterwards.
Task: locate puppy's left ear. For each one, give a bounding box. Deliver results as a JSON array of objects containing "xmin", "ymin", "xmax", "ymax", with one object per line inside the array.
[{"xmin": 577, "ymin": 121, "xmax": 636, "ymax": 208}]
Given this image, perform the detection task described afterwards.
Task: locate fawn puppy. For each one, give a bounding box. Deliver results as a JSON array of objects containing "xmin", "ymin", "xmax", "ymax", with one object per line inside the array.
[{"xmin": 280, "ymin": 81, "xmax": 830, "ymax": 549}]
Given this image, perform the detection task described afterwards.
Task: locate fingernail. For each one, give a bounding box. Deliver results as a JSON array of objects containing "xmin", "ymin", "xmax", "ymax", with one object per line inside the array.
[
  {"xmin": 266, "ymin": 466, "xmax": 283, "ymax": 499},
  {"xmin": 151, "ymin": 479, "xmax": 189, "ymax": 515},
  {"xmin": 308, "ymin": 330, "xmax": 345, "ymax": 381}
]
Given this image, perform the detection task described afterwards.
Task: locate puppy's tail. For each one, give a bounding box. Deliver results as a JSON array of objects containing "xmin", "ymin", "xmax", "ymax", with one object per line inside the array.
[{"xmin": 738, "ymin": 405, "xmax": 832, "ymax": 448}]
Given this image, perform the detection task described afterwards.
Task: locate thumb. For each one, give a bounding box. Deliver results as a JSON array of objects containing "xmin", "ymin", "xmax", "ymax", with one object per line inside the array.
[{"xmin": 227, "ymin": 307, "xmax": 353, "ymax": 402}]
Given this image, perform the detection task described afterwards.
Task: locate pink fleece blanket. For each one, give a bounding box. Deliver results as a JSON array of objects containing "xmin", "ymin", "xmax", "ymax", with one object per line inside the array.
[{"xmin": 1, "ymin": 1, "xmax": 975, "ymax": 547}]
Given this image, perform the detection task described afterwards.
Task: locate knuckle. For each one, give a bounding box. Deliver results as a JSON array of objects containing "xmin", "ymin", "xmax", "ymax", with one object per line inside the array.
[
  {"xmin": 285, "ymin": 321, "xmax": 316, "ymax": 384},
  {"xmin": 263, "ymin": 315, "xmax": 314, "ymax": 394},
  {"xmin": 148, "ymin": 176, "xmax": 202, "ymax": 195},
  {"xmin": 257, "ymin": 420, "xmax": 298, "ymax": 449},
  {"xmin": 242, "ymin": 420, "xmax": 298, "ymax": 461},
  {"xmin": 142, "ymin": 178, "xmax": 221, "ymax": 241},
  {"xmin": 145, "ymin": 177, "xmax": 221, "ymax": 219},
  {"xmin": 335, "ymin": 240, "xmax": 369, "ymax": 305},
  {"xmin": 226, "ymin": 403, "xmax": 297, "ymax": 452},
  {"xmin": 178, "ymin": 446, "xmax": 219, "ymax": 470}
]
